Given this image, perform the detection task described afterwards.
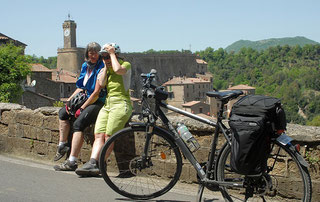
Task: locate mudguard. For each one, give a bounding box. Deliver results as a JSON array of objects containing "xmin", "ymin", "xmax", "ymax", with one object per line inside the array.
[{"xmin": 276, "ymin": 133, "xmax": 309, "ymax": 168}]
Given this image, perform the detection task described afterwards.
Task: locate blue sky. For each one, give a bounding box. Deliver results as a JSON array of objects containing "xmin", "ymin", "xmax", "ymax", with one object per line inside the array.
[{"xmin": 1, "ymin": 0, "xmax": 320, "ymax": 58}]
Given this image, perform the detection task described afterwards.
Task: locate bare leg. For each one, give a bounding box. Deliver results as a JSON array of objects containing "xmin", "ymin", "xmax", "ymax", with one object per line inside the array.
[
  {"xmin": 59, "ymin": 119, "xmax": 70, "ymax": 142},
  {"xmin": 90, "ymin": 133, "xmax": 106, "ymax": 160},
  {"xmin": 104, "ymin": 135, "xmax": 114, "ymax": 159},
  {"xmin": 69, "ymin": 131, "xmax": 84, "ymax": 158}
]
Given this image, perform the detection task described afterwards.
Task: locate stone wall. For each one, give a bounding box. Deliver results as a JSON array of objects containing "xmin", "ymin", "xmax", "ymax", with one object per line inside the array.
[
  {"xmin": 122, "ymin": 53, "xmax": 199, "ymax": 98},
  {"xmin": 0, "ymin": 103, "xmax": 319, "ymax": 200}
]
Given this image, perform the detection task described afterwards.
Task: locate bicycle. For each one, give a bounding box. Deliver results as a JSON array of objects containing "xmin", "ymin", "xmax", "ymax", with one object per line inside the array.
[{"xmin": 98, "ymin": 69, "xmax": 312, "ymax": 201}]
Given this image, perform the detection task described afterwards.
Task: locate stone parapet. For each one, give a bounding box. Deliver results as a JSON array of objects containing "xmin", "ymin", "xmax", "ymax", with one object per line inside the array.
[{"xmin": 0, "ymin": 103, "xmax": 319, "ymax": 200}]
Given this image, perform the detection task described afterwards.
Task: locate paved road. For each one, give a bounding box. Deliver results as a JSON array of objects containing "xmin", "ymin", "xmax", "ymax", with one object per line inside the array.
[{"xmin": 0, "ymin": 155, "xmax": 223, "ymax": 202}]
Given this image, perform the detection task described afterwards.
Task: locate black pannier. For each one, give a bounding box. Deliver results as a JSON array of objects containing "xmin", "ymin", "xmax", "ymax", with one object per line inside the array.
[{"xmin": 229, "ymin": 95, "xmax": 286, "ymax": 175}]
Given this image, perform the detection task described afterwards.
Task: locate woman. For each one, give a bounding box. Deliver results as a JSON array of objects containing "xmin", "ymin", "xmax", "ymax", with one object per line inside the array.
[
  {"xmin": 54, "ymin": 42, "xmax": 106, "ymax": 171},
  {"xmin": 75, "ymin": 43, "xmax": 132, "ymax": 176}
]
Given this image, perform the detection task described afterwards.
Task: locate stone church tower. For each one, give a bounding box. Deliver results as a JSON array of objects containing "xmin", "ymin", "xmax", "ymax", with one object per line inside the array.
[{"xmin": 57, "ymin": 18, "xmax": 85, "ymax": 74}]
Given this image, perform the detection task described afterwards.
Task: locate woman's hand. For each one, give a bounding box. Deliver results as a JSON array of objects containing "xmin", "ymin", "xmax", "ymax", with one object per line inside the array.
[{"xmin": 105, "ymin": 45, "xmax": 115, "ymax": 55}]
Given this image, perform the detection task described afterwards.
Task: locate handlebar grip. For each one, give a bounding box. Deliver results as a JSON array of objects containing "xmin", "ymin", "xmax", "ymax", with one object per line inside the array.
[{"xmin": 140, "ymin": 73, "xmax": 156, "ymax": 79}]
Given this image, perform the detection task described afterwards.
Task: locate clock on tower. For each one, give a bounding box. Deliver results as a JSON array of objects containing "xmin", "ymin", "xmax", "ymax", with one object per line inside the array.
[{"xmin": 62, "ymin": 20, "xmax": 76, "ymax": 48}]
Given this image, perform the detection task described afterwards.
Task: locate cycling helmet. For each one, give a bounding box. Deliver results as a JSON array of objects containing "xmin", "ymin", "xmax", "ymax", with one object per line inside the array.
[
  {"xmin": 67, "ymin": 90, "xmax": 88, "ymax": 116},
  {"xmin": 100, "ymin": 43, "xmax": 121, "ymax": 54}
]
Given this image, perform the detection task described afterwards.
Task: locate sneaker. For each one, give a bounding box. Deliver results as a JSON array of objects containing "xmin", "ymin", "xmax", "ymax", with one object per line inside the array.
[
  {"xmin": 54, "ymin": 144, "xmax": 70, "ymax": 161},
  {"xmin": 53, "ymin": 160, "xmax": 77, "ymax": 171},
  {"xmin": 75, "ymin": 160, "xmax": 100, "ymax": 177}
]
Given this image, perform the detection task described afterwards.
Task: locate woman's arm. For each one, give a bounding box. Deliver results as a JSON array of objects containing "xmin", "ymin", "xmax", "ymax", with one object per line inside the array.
[
  {"xmin": 80, "ymin": 79, "xmax": 102, "ymax": 110},
  {"xmin": 105, "ymin": 45, "xmax": 127, "ymax": 75},
  {"xmin": 110, "ymin": 53, "xmax": 127, "ymax": 75}
]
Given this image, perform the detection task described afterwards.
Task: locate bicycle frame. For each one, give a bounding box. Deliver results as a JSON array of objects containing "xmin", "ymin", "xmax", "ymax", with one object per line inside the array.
[{"xmin": 140, "ymin": 98, "xmax": 244, "ymax": 188}]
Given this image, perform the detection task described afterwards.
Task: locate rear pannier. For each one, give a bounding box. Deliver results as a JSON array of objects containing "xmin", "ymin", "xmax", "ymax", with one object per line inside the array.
[{"xmin": 229, "ymin": 95, "xmax": 286, "ymax": 175}]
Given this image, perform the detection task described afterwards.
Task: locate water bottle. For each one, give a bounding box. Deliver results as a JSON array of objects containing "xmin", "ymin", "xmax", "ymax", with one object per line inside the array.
[{"xmin": 176, "ymin": 122, "xmax": 200, "ymax": 152}]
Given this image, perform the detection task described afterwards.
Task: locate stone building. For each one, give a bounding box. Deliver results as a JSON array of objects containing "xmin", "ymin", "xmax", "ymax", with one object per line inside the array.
[
  {"xmin": 208, "ymin": 84, "xmax": 256, "ymax": 118},
  {"xmin": 182, "ymin": 101, "xmax": 210, "ymax": 115},
  {"xmin": 19, "ymin": 64, "xmax": 77, "ymax": 109},
  {"xmin": 0, "ymin": 33, "xmax": 27, "ymax": 54},
  {"xmin": 162, "ymin": 77, "xmax": 213, "ymax": 109},
  {"xmin": 56, "ymin": 19, "xmax": 85, "ymax": 75}
]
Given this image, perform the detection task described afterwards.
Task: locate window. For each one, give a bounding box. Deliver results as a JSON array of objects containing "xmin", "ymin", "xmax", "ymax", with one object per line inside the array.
[
  {"xmin": 199, "ymin": 107, "xmax": 203, "ymax": 113},
  {"xmin": 68, "ymin": 86, "xmax": 71, "ymax": 92},
  {"xmin": 168, "ymin": 92, "xmax": 174, "ymax": 99}
]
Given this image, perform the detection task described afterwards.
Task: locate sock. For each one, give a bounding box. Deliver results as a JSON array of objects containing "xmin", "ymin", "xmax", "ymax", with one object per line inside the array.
[
  {"xmin": 69, "ymin": 156, "xmax": 77, "ymax": 162},
  {"xmin": 58, "ymin": 142, "xmax": 67, "ymax": 146},
  {"xmin": 89, "ymin": 158, "xmax": 97, "ymax": 165}
]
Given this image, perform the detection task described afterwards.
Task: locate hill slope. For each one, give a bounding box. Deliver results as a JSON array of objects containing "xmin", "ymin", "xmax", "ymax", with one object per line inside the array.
[{"xmin": 225, "ymin": 36, "xmax": 319, "ymax": 53}]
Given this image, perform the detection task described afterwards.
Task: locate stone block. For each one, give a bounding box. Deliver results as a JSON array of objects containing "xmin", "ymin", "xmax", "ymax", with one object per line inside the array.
[
  {"xmin": 1, "ymin": 111, "xmax": 16, "ymax": 125},
  {"xmin": 37, "ymin": 129, "xmax": 52, "ymax": 142},
  {"xmin": 179, "ymin": 163, "xmax": 190, "ymax": 182},
  {"xmin": 51, "ymin": 131, "xmax": 59, "ymax": 144},
  {"xmin": 43, "ymin": 116, "xmax": 59, "ymax": 130},
  {"xmin": 7, "ymin": 136, "xmax": 33, "ymax": 153},
  {"xmin": 16, "ymin": 110, "xmax": 43, "ymax": 127},
  {"xmin": 0, "ymin": 123, "xmax": 8, "ymax": 136},
  {"xmin": 0, "ymin": 134, "xmax": 8, "ymax": 152},
  {"xmin": 23, "ymin": 125, "xmax": 37, "ymax": 139},
  {"xmin": 33, "ymin": 141, "xmax": 49, "ymax": 156},
  {"xmin": 79, "ymin": 149, "xmax": 91, "ymax": 163}
]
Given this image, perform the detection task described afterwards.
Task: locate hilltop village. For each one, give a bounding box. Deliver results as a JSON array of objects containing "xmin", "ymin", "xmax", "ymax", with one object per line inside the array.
[{"xmin": 1, "ymin": 19, "xmax": 255, "ymax": 118}]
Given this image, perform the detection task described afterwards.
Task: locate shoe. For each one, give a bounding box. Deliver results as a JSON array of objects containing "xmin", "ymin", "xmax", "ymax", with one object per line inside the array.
[
  {"xmin": 54, "ymin": 144, "xmax": 70, "ymax": 161},
  {"xmin": 75, "ymin": 161, "xmax": 100, "ymax": 177},
  {"xmin": 53, "ymin": 160, "xmax": 77, "ymax": 171}
]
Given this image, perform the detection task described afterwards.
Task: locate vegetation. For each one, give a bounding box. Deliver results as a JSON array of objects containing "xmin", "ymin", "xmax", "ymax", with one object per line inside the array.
[
  {"xmin": 197, "ymin": 44, "xmax": 320, "ymax": 126},
  {"xmin": 225, "ymin": 36, "xmax": 319, "ymax": 53},
  {"xmin": 28, "ymin": 55, "xmax": 57, "ymax": 69},
  {"xmin": 0, "ymin": 44, "xmax": 31, "ymax": 102},
  {"xmin": 53, "ymin": 101, "xmax": 64, "ymax": 107}
]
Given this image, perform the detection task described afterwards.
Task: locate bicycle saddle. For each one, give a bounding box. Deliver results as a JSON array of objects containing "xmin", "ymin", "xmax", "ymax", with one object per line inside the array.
[{"xmin": 206, "ymin": 90, "xmax": 243, "ymax": 102}]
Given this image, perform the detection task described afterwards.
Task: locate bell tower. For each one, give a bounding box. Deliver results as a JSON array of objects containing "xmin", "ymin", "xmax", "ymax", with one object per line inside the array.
[
  {"xmin": 57, "ymin": 17, "xmax": 85, "ymax": 75},
  {"xmin": 63, "ymin": 17, "xmax": 77, "ymax": 48}
]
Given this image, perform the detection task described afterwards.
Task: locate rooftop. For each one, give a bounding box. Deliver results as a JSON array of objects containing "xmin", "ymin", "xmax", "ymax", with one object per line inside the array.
[
  {"xmin": 196, "ymin": 58, "xmax": 208, "ymax": 64},
  {"xmin": 228, "ymin": 84, "xmax": 255, "ymax": 90},
  {"xmin": 31, "ymin": 64, "xmax": 52, "ymax": 72},
  {"xmin": 163, "ymin": 77, "xmax": 211, "ymax": 86},
  {"xmin": 182, "ymin": 101, "xmax": 201, "ymax": 107}
]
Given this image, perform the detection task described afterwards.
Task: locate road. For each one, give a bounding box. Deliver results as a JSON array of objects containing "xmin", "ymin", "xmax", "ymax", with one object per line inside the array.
[{"xmin": 0, "ymin": 155, "xmax": 224, "ymax": 202}]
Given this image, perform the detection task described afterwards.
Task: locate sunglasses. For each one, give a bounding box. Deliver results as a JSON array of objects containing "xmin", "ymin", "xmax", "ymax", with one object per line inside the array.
[{"xmin": 101, "ymin": 54, "xmax": 110, "ymax": 60}]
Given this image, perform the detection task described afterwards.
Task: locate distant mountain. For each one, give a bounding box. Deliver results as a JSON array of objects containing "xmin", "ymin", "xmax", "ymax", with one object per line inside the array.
[{"xmin": 225, "ymin": 36, "xmax": 319, "ymax": 53}]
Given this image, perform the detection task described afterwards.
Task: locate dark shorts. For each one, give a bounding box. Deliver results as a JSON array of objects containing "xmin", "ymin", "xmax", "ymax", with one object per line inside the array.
[{"xmin": 59, "ymin": 101, "xmax": 104, "ymax": 132}]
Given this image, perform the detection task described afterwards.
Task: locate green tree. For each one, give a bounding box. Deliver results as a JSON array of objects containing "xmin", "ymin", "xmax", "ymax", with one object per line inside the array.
[{"xmin": 0, "ymin": 44, "xmax": 31, "ymax": 102}]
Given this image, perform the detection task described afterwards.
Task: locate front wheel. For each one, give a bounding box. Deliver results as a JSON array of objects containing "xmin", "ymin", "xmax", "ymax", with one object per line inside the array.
[
  {"xmin": 99, "ymin": 125, "xmax": 182, "ymax": 200},
  {"xmin": 216, "ymin": 141, "xmax": 312, "ymax": 201}
]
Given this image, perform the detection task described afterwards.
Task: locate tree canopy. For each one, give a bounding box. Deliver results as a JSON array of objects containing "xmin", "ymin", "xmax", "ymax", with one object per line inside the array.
[
  {"xmin": 0, "ymin": 44, "xmax": 31, "ymax": 102},
  {"xmin": 197, "ymin": 44, "xmax": 320, "ymax": 126}
]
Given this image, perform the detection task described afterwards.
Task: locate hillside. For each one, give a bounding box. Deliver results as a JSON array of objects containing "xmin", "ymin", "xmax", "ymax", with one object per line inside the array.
[
  {"xmin": 197, "ymin": 44, "xmax": 320, "ymax": 126},
  {"xmin": 225, "ymin": 36, "xmax": 319, "ymax": 53}
]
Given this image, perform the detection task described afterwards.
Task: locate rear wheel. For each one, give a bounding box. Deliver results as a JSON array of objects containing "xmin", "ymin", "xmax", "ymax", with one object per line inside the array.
[
  {"xmin": 216, "ymin": 141, "xmax": 312, "ymax": 201},
  {"xmin": 99, "ymin": 125, "xmax": 182, "ymax": 200}
]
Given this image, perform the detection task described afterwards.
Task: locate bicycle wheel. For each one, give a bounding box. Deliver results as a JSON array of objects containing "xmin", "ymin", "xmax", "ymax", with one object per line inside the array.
[
  {"xmin": 99, "ymin": 125, "xmax": 183, "ymax": 200},
  {"xmin": 216, "ymin": 141, "xmax": 312, "ymax": 202}
]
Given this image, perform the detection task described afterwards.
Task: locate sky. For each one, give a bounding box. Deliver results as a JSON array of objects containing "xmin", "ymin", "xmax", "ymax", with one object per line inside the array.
[{"xmin": 1, "ymin": 0, "xmax": 320, "ymax": 58}]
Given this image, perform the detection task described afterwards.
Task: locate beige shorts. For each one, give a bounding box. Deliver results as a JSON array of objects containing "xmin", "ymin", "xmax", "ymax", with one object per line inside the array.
[{"xmin": 94, "ymin": 97, "xmax": 132, "ymax": 135}]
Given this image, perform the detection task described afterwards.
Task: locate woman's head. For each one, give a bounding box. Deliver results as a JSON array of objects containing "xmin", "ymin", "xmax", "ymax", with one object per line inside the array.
[
  {"xmin": 99, "ymin": 43, "xmax": 121, "ymax": 65},
  {"xmin": 85, "ymin": 42, "xmax": 101, "ymax": 63}
]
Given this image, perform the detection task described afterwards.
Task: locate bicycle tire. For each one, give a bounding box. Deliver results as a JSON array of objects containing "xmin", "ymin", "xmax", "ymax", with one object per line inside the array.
[
  {"xmin": 99, "ymin": 125, "xmax": 183, "ymax": 200},
  {"xmin": 216, "ymin": 141, "xmax": 312, "ymax": 202}
]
